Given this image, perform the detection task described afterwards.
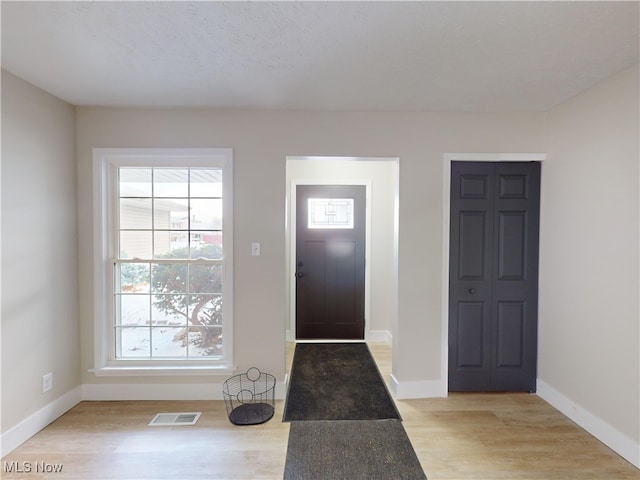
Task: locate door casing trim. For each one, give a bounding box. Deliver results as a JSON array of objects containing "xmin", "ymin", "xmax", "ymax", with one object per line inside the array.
[
  {"xmin": 288, "ymin": 179, "xmax": 372, "ymax": 340},
  {"xmin": 441, "ymin": 153, "xmax": 546, "ymax": 396}
]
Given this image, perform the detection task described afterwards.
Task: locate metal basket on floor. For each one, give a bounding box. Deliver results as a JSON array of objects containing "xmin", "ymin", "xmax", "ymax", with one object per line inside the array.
[{"xmin": 222, "ymin": 367, "xmax": 275, "ymax": 425}]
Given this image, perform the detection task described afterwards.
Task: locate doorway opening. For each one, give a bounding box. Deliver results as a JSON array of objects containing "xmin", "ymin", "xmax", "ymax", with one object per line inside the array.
[{"xmin": 286, "ymin": 156, "xmax": 399, "ymax": 344}]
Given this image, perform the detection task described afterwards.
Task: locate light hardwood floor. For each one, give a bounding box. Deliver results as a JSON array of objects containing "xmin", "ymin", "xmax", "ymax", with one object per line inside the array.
[{"xmin": 2, "ymin": 343, "xmax": 638, "ymax": 479}]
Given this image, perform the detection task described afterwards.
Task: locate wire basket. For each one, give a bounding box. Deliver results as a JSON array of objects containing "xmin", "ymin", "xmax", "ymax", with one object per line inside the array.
[{"xmin": 222, "ymin": 367, "xmax": 275, "ymax": 425}]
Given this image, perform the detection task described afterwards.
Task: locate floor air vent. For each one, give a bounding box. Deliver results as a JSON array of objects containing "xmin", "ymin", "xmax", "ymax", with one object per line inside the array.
[{"xmin": 148, "ymin": 412, "xmax": 201, "ymax": 426}]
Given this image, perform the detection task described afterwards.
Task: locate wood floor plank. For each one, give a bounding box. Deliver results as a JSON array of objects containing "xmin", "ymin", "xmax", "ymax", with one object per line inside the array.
[{"xmin": 2, "ymin": 343, "xmax": 638, "ymax": 479}]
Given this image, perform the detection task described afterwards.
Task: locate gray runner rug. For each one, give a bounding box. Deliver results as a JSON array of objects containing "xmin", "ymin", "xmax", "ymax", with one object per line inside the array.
[
  {"xmin": 283, "ymin": 419, "xmax": 427, "ymax": 480},
  {"xmin": 283, "ymin": 342, "xmax": 401, "ymax": 421}
]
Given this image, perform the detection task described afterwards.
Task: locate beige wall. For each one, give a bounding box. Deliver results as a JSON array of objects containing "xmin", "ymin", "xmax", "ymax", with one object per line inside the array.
[
  {"xmin": 74, "ymin": 107, "xmax": 547, "ymax": 389},
  {"xmin": 539, "ymin": 64, "xmax": 640, "ymax": 453},
  {"xmin": 1, "ymin": 71, "xmax": 79, "ymax": 433}
]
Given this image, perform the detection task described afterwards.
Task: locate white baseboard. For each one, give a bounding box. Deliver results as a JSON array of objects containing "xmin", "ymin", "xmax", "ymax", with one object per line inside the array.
[
  {"xmin": 1, "ymin": 386, "xmax": 82, "ymax": 457},
  {"xmin": 537, "ymin": 379, "xmax": 640, "ymax": 468},
  {"xmin": 366, "ymin": 329, "xmax": 392, "ymax": 344},
  {"xmin": 82, "ymin": 382, "xmax": 226, "ymax": 401},
  {"xmin": 83, "ymin": 381, "xmax": 288, "ymax": 401},
  {"xmin": 390, "ymin": 375, "xmax": 444, "ymax": 399}
]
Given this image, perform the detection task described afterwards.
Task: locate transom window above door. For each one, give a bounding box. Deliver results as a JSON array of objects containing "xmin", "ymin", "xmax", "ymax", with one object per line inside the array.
[{"xmin": 308, "ymin": 198, "xmax": 354, "ymax": 229}]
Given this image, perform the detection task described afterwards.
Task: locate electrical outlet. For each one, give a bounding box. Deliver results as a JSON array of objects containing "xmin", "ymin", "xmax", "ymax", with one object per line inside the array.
[{"xmin": 42, "ymin": 372, "xmax": 53, "ymax": 393}]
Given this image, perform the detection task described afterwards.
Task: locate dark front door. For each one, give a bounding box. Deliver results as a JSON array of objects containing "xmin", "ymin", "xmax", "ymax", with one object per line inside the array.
[
  {"xmin": 448, "ymin": 161, "xmax": 541, "ymax": 392},
  {"xmin": 295, "ymin": 185, "xmax": 366, "ymax": 339}
]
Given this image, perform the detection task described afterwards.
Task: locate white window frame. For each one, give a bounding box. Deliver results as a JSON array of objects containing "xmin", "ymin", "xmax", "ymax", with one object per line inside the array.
[{"xmin": 92, "ymin": 148, "xmax": 234, "ymax": 375}]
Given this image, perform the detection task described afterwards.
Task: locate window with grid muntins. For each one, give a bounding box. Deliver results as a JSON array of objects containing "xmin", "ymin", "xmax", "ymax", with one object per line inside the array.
[
  {"xmin": 94, "ymin": 148, "xmax": 233, "ymax": 372},
  {"xmin": 116, "ymin": 167, "xmax": 224, "ymax": 359}
]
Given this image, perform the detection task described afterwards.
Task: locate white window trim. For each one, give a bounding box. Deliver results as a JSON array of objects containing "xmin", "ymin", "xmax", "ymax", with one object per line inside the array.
[{"xmin": 92, "ymin": 148, "xmax": 234, "ymax": 376}]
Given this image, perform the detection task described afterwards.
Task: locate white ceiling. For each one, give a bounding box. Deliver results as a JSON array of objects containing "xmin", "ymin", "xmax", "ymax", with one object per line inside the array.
[{"xmin": 2, "ymin": 1, "xmax": 638, "ymax": 112}]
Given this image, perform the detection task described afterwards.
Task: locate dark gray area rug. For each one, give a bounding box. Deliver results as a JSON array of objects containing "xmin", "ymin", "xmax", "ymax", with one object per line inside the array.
[
  {"xmin": 284, "ymin": 419, "xmax": 427, "ymax": 480},
  {"xmin": 283, "ymin": 343, "xmax": 401, "ymax": 421}
]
